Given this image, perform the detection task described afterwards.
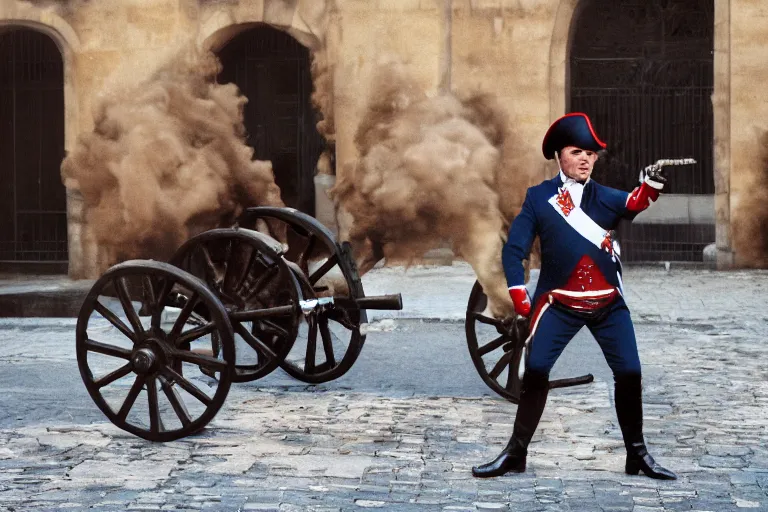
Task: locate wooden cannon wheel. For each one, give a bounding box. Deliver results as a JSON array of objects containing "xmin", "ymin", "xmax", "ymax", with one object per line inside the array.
[
  {"xmin": 237, "ymin": 207, "xmax": 367, "ymax": 384},
  {"xmin": 465, "ymin": 281, "xmax": 594, "ymax": 403},
  {"xmin": 170, "ymin": 228, "xmax": 303, "ymax": 383},
  {"xmin": 76, "ymin": 261, "xmax": 236, "ymax": 442},
  {"xmin": 465, "ymin": 281, "xmax": 526, "ymax": 403}
]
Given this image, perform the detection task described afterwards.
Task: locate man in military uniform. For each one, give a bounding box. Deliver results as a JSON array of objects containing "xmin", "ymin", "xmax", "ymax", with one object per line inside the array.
[{"xmin": 472, "ymin": 113, "xmax": 676, "ymax": 480}]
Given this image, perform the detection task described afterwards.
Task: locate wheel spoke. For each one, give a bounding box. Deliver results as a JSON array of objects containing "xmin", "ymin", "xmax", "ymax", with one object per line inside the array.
[
  {"xmin": 159, "ymin": 367, "xmax": 212, "ymax": 406},
  {"xmin": 142, "ymin": 275, "xmax": 156, "ymax": 313},
  {"xmin": 115, "ymin": 277, "xmax": 144, "ymax": 336},
  {"xmin": 221, "ymin": 239, "xmax": 235, "ymax": 292},
  {"xmin": 478, "ymin": 335, "xmax": 507, "ymax": 357},
  {"xmin": 159, "ymin": 374, "xmax": 192, "ymax": 427},
  {"xmin": 305, "ymin": 317, "xmax": 318, "ymax": 372},
  {"xmin": 85, "ymin": 339, "xmax": 132, "ymax": 360},
  {"xmin": 318, "ymin": 316, "xmax": 336, "ymax": 368},
  {"xmin": 94, "ymin": 363, "xmax": 133, "ymax": 389},
  {"xmin": 197, "ymin": 244, "xmax": 220, "ymax": 288},
  {"xmin": 296, "ymin": 234, "xmax": 317, "ymax": 271},
  {"xmin": 505, "ymin": 362, "xmax": 517, "ymax": 391},
  {"xmin": 233, "ymin": 247, "xmax": 259, "ymax": 298},
  {"xmin": 308, "ymin": 254, "xmax": 339, "ymax": 285},
  {"xmin": 327, "ymin": 309, "xmax": 358, "ymax": 331},
  {"xmin": 234, "ymin": 322, "xmax": 278, "ymax": 362},
  {"xmin": 168, "ymin": 292, "xmax": 200, "ymax": 342},
  {"xmin": 94, "ymin": 302, "xmax": 136, "ymax": 342},
  {"xmin": 170, "ymin": 348, "xmax": 229, "ymax": 372},
  {"xmin": 147, "ymin": 377, "xmax": 163, "ymax": 434},
  {"xmin": 472, "ymin": 312, "xmax": 504, "ymax": 328},
  {"xmin": 116, "ymin": 374, "xmax": 146, "ymax": 421},
  {"xmin": 244, "ymin": 264, "xmax": 279, "ymax": 302},
  {"xmin": 175, "ymin": 322, "xmax": 216, "ymax": 346},
  {"xmin": 151, "ymin": 277, "xmax": 175, "ymax": 330},
  {"xmin": 489, "ymin": 351, "xmax": 514, "ymax": 380},
  {"xmin": 253, "ymin": 318, "xmax": 290, "ymax": 339}
]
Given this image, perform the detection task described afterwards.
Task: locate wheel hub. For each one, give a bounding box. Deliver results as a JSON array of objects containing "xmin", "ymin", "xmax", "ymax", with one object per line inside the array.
[{"xmin": 131, "ymin": 347, "xmax": 157, "ymax": 374}]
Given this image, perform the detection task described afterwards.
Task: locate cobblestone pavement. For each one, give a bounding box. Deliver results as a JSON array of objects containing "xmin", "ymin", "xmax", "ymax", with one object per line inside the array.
[{"xmin": 0, "ymin": 266, "xmax": 767, "ymax": 511}]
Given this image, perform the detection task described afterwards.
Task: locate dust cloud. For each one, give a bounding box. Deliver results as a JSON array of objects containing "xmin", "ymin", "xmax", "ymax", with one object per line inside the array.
[
  {"xmin": 331, "ymin": 60, "xmax": 529, "ymax": 317},
  {"xmin": 61, "ymin": 48, "xmax": 284, "ymax": 274},
  {"xmin": 733, "ymin": 130, "xmax": 768, "ymax": 267}
]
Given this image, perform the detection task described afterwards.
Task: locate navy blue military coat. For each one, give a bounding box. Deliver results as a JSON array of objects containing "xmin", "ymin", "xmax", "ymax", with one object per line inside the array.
[{"xmin": 502, "ymin": 174, "xmax": 641, "ymax": 308}]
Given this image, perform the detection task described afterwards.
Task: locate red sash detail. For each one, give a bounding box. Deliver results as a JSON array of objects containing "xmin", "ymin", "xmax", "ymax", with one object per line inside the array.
[
  {"xmin": 556, "ymin": 188, "xmax": 576, "ymax": 216},
  {"xmin": 600, "ymin": 231, "xmax": 616, "ymax": 257}
]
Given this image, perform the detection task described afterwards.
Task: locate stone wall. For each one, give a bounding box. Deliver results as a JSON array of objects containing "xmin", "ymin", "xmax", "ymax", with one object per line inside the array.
[
  {"xmin": 1, "ymin": 0, "xmax": 765, "ymax": 275},
  {"xmin": 728, "ymin": 0, "xmax": 768, "ymax": 266}
]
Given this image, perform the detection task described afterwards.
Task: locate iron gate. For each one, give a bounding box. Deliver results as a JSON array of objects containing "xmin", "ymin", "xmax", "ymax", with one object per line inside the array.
[
  {"xmin": 570, "ymin": 0, "xmax": 714, "ymax": 262},
  {"xmin": 217, "ymin": 25, "xmax": 325, "ymax": 216},
  {"xmin": 0, "ymin": 28, "xmax": 68, "ymax": 263}
]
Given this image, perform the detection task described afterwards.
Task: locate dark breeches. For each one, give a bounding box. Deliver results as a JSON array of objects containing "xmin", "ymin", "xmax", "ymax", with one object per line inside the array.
[{"xmin": 526, "ymin": 297, "xmax": 642, "ymax": 378}]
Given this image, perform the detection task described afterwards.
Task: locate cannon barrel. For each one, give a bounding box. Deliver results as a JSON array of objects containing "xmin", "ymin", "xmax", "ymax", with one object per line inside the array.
[{"xmin": 355, "ymin": 294, "xmax": 403, "ymax": 311}]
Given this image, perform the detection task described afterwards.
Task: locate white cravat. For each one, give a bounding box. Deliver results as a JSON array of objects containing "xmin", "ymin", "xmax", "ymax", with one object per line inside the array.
[{"xmin": 558, "ymin": 170, "xmax": 588, "ymax": 208}]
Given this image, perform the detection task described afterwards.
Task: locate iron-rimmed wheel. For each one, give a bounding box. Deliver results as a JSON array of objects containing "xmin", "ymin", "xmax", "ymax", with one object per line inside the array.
[
  {"xmin": 170, "ymin": 228, "xmax": 303, "ymax": 383},
  {"xmin": 466, "ymin": 281, "xmax": 595, "ymax": 402},
  {"xmin": 466, "ymin": 280, "xmax": 526, "ymax": 403},
  {"xmin": 76, "ymin": 260, "xmax": 235, "ymax": 442},
  {"xmin": 238, "ymin": 207, "xmax": 367, "ymax": 383},
  {"xmin": 281, "ymin": 268, "xmax": 366, "ymax": 384}
]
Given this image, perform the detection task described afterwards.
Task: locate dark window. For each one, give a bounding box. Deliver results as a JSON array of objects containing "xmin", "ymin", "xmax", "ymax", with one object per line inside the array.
[
  {"xmin": 217, "ymin": 26, "xmax": 325, "ymax": 215},
  {"xmin": 570, "ymin": 0, "xmax": 714, "ymax": 194},
  {"xmin": 569, "ymin": 0, "xmax": 715, "ymax": 263},
  {"xmin": 0, "ymin": 28, "xmax": 68, "ymax": 263}
]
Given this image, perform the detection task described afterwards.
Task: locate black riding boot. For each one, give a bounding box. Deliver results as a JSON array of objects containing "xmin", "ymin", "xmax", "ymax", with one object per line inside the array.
[
  {"xmin": 472, "ymin": 371, "xmax": 550, "ymax": 478},
  {"xmin": 614, "ymin": 374, "xmax": 677, "ymax": 480}
]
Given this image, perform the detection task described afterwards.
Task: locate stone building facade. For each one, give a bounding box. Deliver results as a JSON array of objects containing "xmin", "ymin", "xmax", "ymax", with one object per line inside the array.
[{"xmin": 0, "ymin": 0, "xmax": 764, "ymax": 277}]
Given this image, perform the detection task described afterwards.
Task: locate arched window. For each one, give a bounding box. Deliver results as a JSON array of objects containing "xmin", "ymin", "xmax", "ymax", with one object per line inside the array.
[
  {"xmin": 217, "ymin": 25, "xmax": 325, "ymax": 215},
  {"xmin": 570, "ymin": 0, "xmax": 715, "ymax": 262},
  {"xmin": 0, "ymin": 27, "xmax": 67, "ymax": 264}
]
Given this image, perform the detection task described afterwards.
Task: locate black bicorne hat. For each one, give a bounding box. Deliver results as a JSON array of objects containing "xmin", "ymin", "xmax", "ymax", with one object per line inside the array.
[{"xmin": 542, "ymin": 112, "xmax": 606, "ymax": 160}]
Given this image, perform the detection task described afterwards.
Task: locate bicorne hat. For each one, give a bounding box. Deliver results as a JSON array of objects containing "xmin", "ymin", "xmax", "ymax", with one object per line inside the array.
[{"xmin": 542, "ymin": 112, "xmax": 606, "ymax": 160}]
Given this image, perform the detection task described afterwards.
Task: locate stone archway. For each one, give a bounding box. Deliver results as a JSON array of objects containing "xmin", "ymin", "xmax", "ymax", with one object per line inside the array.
[
  {"xmin": 0, "ymin": 5, "xmax": 83, "ymax": 275},
  {"xmin": 0, "ymin": 27, "xmax": 68, "ymax": 268}
]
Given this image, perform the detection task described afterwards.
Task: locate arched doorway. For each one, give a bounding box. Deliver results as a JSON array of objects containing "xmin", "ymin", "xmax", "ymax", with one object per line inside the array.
[
  {"xmin": 570, "ymin": 0, "xmax": 714, "ymax": 262},
  {"xmin": 0, "ymin": 27, "xmax": 67, "ymax": 266},
  {"xmin": 217, "ymin": 25, "xmax": 325, "ymax": 216}
]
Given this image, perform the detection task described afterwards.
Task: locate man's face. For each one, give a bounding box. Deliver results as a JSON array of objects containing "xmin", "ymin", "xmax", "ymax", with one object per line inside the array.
[{"xmin": 558, "ymin": 145, "xmax": 599, "ymax": 182}]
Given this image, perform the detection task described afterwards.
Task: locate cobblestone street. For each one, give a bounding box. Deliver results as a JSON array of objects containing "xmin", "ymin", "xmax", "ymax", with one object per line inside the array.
[{"xmin": 0, "ymin": 265, "xmax": 767, "ymax": 511}]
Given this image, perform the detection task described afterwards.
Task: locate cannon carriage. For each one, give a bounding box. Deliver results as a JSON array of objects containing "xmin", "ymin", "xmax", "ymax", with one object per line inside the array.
[{"xmin": 77, "ymin": 207, "xmax": 592, "ymax": 442}]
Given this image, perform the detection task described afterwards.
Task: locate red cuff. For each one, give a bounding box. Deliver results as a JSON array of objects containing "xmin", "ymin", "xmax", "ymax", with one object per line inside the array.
[{"xmin": 626, "ymin": 181, "xmax": 661, "ymax": 213}]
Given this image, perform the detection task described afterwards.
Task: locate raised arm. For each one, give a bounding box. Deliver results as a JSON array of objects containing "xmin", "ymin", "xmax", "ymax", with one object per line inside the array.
[
  {"xmin": 502, "ymin": 190, "xmax": 537, "ymax": 316},
  {"xmin": 623, "ymin": 173, "xmax": 665, "ymax": 221}
]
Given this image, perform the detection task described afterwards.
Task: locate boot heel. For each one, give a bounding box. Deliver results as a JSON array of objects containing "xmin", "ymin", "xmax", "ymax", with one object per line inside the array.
[{"xmin": 625, "ymin": 458, "xmax": 640, "ymax": 475}]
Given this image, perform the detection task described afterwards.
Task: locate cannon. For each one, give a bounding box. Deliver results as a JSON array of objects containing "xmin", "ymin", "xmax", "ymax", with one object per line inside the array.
[
  {"xmin": 76, "ymin": 207, "xmax": 402, "ymax": 441},
  {"xmin": 76, "ymin": 207, "xmax": 590, "ymax": 442}
]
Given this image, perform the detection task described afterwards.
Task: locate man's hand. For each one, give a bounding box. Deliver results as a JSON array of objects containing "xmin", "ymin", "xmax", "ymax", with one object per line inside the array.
[
  {"xmin": 639, "ymin": 158, "xmax": 696, "ymax": 190},
  {"xmin": 644, "ymin": 166, "xmax": 667, "ymax": 187},
  {"xmin": 508, "ymin": 287, "xmax": 531, "ymax": 317}
]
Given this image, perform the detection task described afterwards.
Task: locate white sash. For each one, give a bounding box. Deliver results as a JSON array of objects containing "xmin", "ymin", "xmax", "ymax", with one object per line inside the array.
[{"xmin": 547, "ymin": 193, "xmax": 619, "ymax": 258}]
